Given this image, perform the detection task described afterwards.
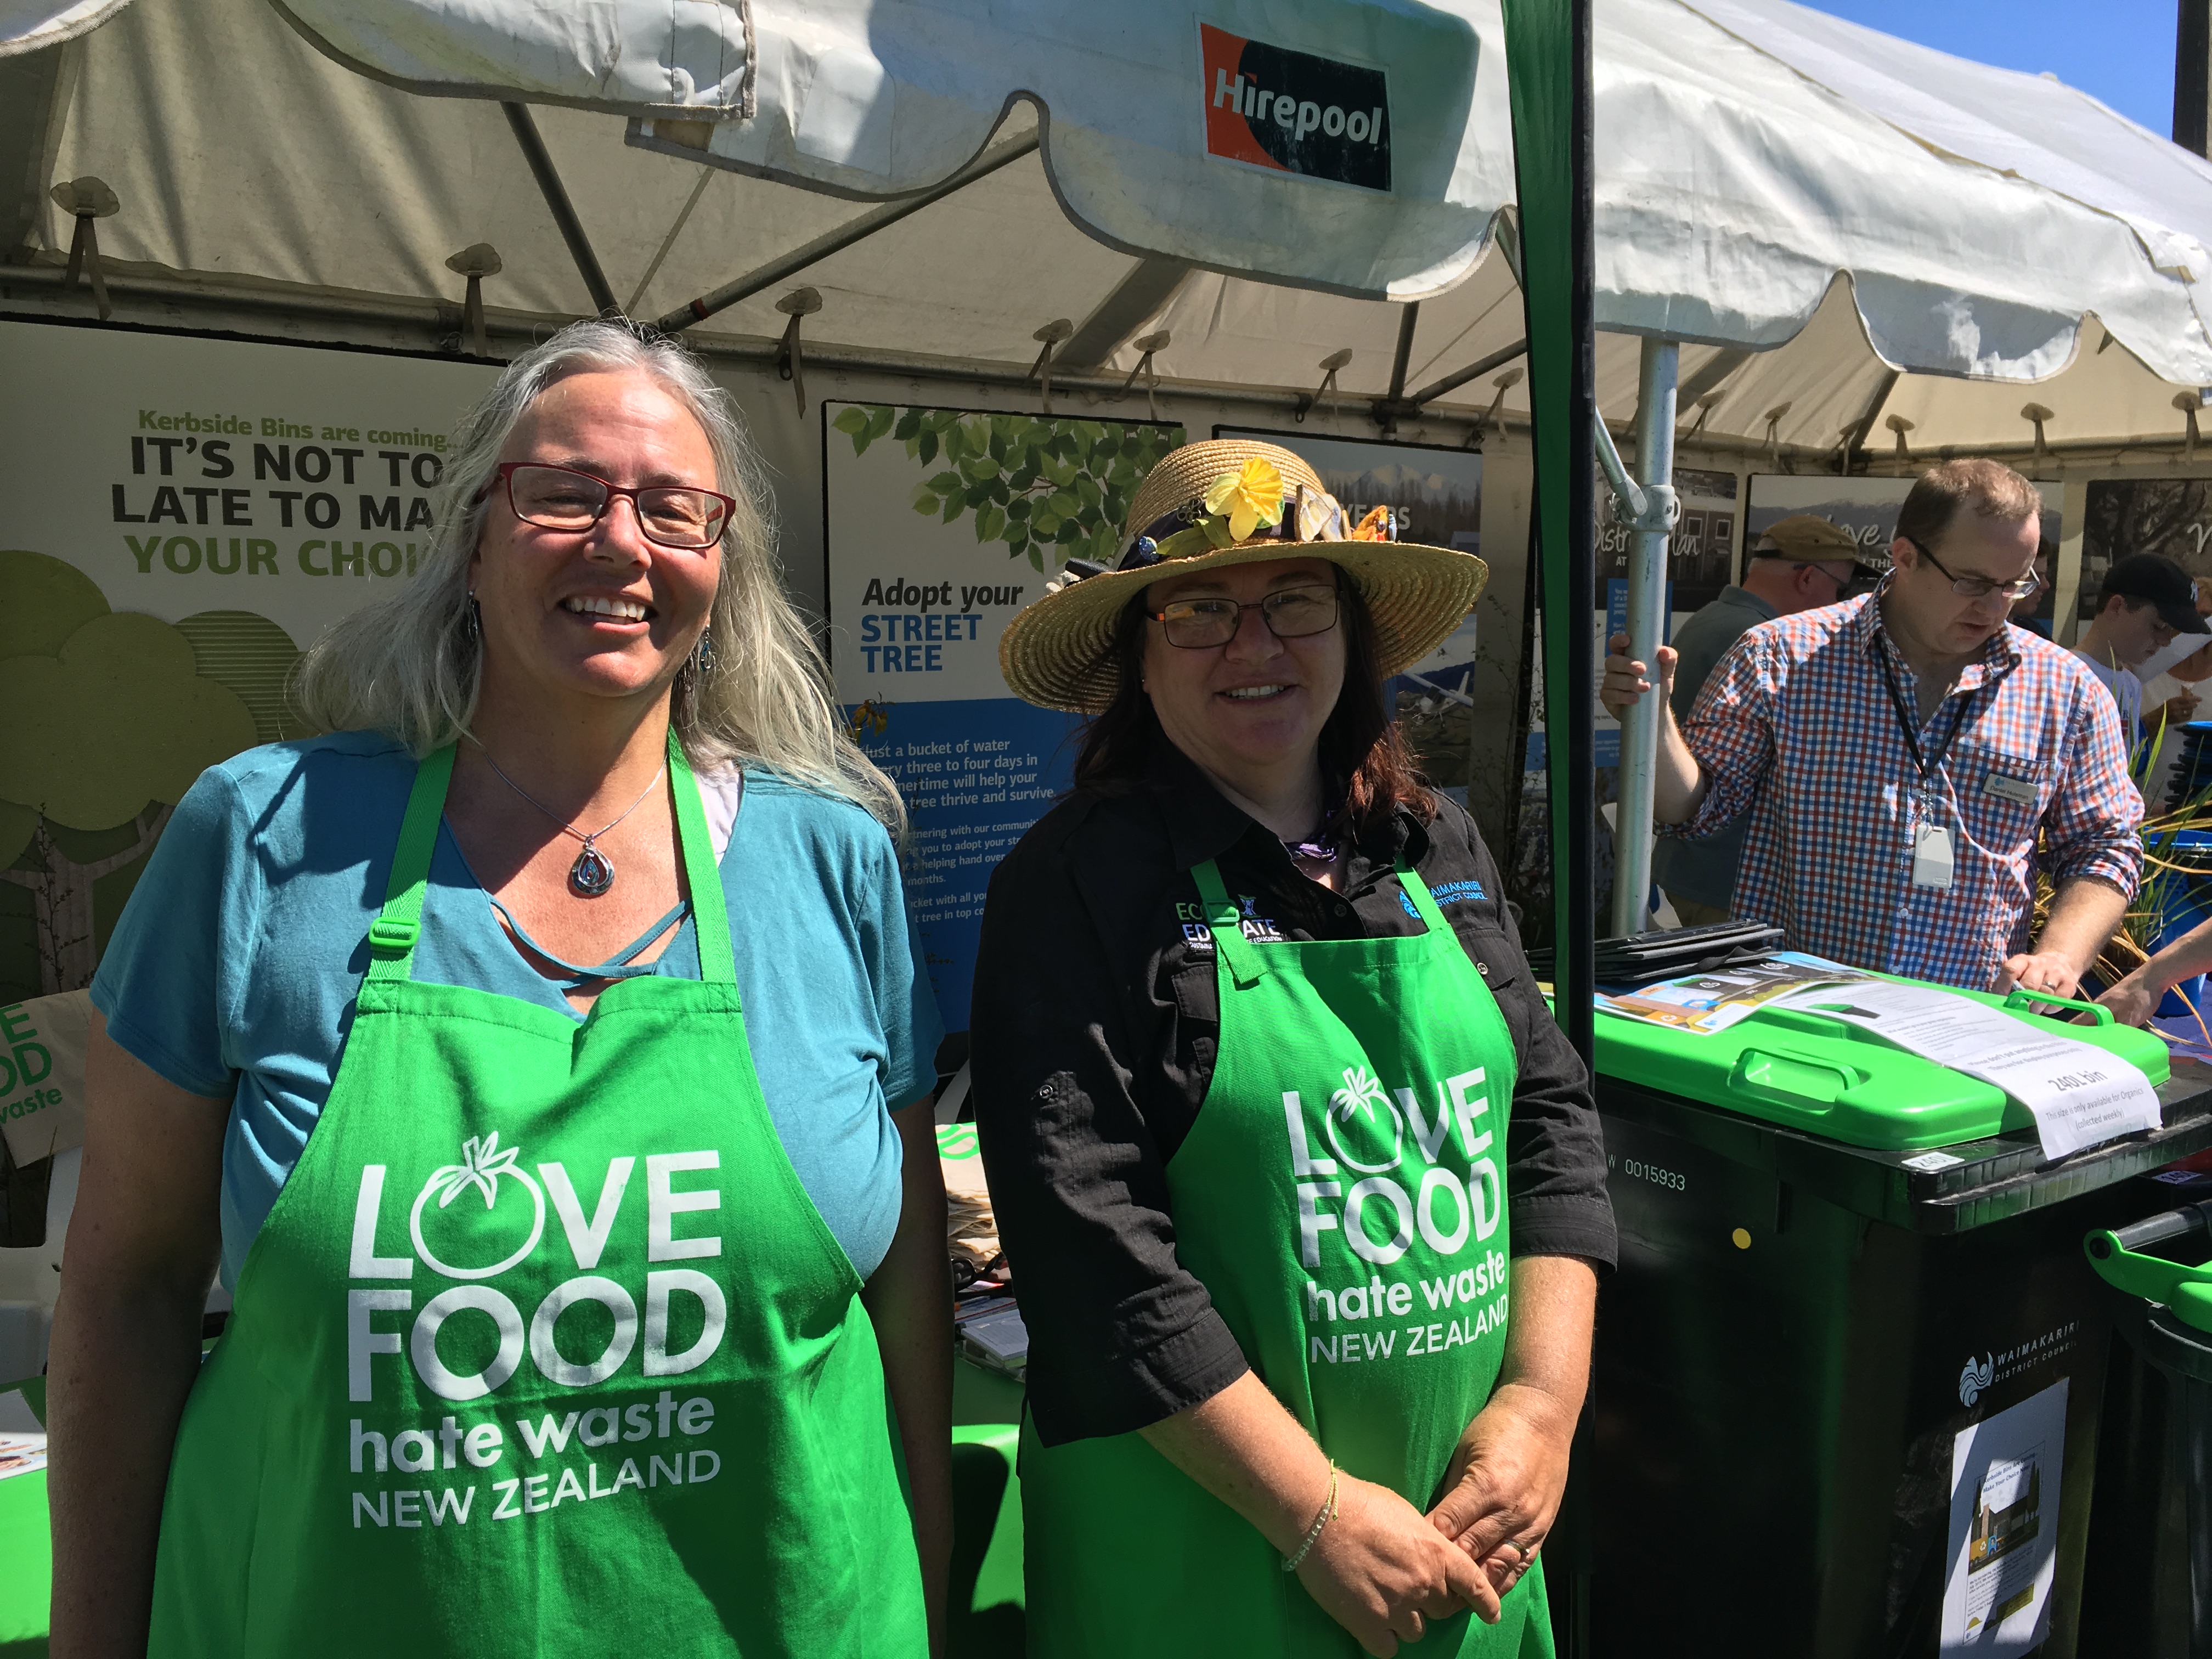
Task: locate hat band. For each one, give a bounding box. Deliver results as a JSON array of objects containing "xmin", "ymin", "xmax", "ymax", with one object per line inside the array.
[{"xmin": 1116, "ymin": 492, "xmax": 1397, "ymax": 572}]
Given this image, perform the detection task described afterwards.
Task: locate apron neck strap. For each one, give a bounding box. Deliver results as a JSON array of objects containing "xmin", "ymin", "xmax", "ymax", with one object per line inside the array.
[
  {"xmin": 364, "ymin": 744, "xmax": 454, "ymax": 983},
  {"xmin": 1395, "ymin": 860, "xmax": 1452, "ymax": 938},
  {"xmin": 666, "ymin": 731, "xmax": 735, "ymax": 985},
  {"xmin": 1190, "ymin": 859, "xmax": 1262, "ymax": 990},
  {"xmin": 363, "ymin": 730, "xmax": 736, "ymax": 987}
]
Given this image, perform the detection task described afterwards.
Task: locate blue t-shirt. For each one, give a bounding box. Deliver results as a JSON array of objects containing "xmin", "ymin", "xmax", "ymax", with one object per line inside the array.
[{"xmin": 91, "ymin": 731, "xmax": 943, "ymax": 1289}]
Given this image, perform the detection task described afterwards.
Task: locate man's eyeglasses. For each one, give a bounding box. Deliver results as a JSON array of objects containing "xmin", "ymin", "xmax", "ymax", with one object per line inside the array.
[
  {"xmin": 1905, "ymin": 538, "xmax": 2041, "ymax": 602},
  {"xmin": 1148, "ymin": 585, "xmax": 1341, "ymax": 649},
  {"xmin": 1796, "ymin": 561, "xmax": 1857, "ymax": 594},
  {"xmin": 494, "ymin": 462, "xmax": 734, "ymax": 551}
]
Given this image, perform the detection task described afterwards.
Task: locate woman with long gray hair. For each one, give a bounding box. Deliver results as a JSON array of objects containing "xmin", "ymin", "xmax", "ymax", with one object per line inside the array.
[{"xmin": 49, "ymin": 320, "xmax": 948, "ymax": 1657}]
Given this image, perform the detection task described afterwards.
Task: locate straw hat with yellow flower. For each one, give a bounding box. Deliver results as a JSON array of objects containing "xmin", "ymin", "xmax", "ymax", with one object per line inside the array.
[{"xmin": 998, "ymin": 437, "xmax": 1488, "ymax": 713}]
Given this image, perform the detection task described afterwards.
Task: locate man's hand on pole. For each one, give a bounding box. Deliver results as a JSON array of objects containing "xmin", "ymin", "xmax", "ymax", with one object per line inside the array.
[
  {"xmin": 1599, "ymin": 631, "xmax": 1709, "ymax": 825},
  {"xmin": 1599, "ymin": 630, "xmax": 1675, "ymax": 721}
]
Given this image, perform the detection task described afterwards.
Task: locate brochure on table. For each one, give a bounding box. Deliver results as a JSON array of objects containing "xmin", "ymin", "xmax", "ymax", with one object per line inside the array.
[
  {"xmin": 0, "ymin": 1388, "xmax": 43, "ymax": 1480},
  {"xmin": 1598, "ymin": 954, "xmax": 2162, "ymax": 1159},
  {"xmin": 1593, "ymin": 950, "xmax": 1864, "ymax": 1035}
]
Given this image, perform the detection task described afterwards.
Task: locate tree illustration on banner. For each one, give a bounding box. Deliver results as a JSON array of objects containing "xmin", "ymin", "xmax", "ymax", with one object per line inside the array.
[
  {"xmin": 0, "ymin": 550, "xmax": 261, "ymax": 995},
  {"xmin": 832, "ymin": 406, "xmax": 1183, "ymax": 571}
]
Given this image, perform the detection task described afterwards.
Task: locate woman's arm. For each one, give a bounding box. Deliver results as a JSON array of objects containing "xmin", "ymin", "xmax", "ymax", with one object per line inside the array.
[
  {"xmin": 1425, "ymin": 1255, "xmax": 1599, "ymax": 1589},
  {"xmin": 1141, "ymin": 1373, "xmax": 1492, "ymax": 1657},
  {"xmin": 860, "ymin": 1098, "xmax": 952, "ymax": 1657},
  {"xmin": 2096, "ymin": 912, "xmax": 2212, "ymax": 1025},
  {"xmin": 48, "ymin": 1012, "xmax": 231, "ymax": 1659}
]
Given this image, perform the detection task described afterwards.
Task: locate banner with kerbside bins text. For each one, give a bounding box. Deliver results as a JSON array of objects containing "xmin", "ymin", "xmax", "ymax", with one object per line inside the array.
[
  {"xmin": 823, "ymin": 403, "xmax": 1183, "ymax": 1030},
  {"xmin": 0, "ymin": 321, "xmax": 496, "ymax": 1003}
]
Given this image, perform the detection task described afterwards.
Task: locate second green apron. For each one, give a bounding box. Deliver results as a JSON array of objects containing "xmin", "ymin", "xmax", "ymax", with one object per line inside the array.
[
  {"xmin": 149, "ymin": 737, "xmax": 926, "ymax": 1657},
  {"xmin": 1024, "ymin": 858, "xmax": 1552, "ymax": 1658}
]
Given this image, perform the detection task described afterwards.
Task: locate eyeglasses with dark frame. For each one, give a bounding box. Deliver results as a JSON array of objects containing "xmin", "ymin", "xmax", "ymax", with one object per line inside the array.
[
  {"xmin": 492, "ymin": 462, "xmax": 735, "ymax": 551},
  {"xmin": 1794, "ymin": 561, "xmax": 1858, "ymax": 594},
  {"xmin": 1903, "ymin": 537, "xmax": 2041, "ymax": 602},
  {"xmin": 1147, "ymin": 584, "xmax": 1341, "ymax": 650}
]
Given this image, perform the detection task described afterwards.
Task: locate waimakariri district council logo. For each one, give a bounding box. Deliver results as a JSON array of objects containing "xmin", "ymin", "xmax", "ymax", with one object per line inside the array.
[{"xmin": 1959, "ymin": 1353, "xmax": 1995, "ymax": 1408}]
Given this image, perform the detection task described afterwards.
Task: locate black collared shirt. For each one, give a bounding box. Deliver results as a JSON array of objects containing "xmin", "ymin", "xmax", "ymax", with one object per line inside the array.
[{"xmin": 970, "ymin": 741, "xmax": 1616, "ymax": 1447}]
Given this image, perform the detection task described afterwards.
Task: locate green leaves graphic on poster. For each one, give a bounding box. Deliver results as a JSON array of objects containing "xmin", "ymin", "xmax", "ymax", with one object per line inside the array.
[
  {"xmin": 0, "ymin": 550, "xmax": 270, "ymax": 997},
  {"xmin": 831, "ymin": 405, "xmax": 1181, "ymax": 571}
]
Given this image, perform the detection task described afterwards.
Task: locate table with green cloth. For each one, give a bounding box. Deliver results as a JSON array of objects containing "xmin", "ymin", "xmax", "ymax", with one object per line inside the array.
[{"xmin": 0, "ymin": 1375, "xmax": 48, "ymax": 1659}]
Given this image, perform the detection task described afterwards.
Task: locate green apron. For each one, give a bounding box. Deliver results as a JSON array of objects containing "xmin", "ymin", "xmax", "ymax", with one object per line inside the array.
[
  {"xmin": 148, "ymin": 737, "xmax": 926, "ymax": 1658},
  {"xmin": 1023, "ymin": 858, "xmax": 1552, "ymax": 1658}
]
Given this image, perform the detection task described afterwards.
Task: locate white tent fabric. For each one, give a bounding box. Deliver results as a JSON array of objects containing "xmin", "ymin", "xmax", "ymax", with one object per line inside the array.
[
  {"xmin": 303, "ymin": 0, "xmax": 1507, "ymax": 301},
  {"xmin": 1579, "ymin": 0, "xmax": 2212, "ymax": 381},
  {"xmin": 0, "ymin": 0, "xmax": 122, "ymax": 54},
  {"xmin": 9, "ymin": 0, "xmax": 2212, "ymax": 455},
  {"xmin": 270, "ymin": 0, "xmax": 754, "ymax": 115}
]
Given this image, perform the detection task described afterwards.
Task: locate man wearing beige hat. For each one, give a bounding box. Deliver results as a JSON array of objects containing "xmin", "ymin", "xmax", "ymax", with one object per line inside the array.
[{"xmin": 1650, "ymin": 514, "xmax": 1877, "ymax": 926}]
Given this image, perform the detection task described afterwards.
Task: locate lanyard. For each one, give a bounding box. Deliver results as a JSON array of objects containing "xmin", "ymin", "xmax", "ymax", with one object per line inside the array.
[{"xmin": 1876, "ymin": 644, "xmax": 1976, "ymax": 803}]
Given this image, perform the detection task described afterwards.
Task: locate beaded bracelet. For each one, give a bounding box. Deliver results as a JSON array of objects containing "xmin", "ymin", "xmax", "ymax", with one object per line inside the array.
[{"xmin": 1282, "ymin": 1462, "xmax": 1340, "ymax": 1573}]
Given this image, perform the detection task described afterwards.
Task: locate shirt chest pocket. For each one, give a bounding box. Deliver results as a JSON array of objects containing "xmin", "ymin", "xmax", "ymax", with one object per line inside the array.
[
  {"xmin": 1949, "ymin": 744, "xmax": 2050, "ymax": 845},
  {"xmin": 1454, "ymin": 926, "xmax": 1525, "ymax": 999}
]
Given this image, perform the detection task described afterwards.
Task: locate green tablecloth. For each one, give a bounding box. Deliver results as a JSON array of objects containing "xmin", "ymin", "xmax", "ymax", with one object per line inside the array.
[{"xmin": 0, "ymin": 1375, "xmax": 48, "ymax": 1658}]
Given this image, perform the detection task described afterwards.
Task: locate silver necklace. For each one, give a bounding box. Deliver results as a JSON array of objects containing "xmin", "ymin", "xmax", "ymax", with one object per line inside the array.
[{"xmin": 477, "ymin": 748, "xmax": 667, "ymax": 898}]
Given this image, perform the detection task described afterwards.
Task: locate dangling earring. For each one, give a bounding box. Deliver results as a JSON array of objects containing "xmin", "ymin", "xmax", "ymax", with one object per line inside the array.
[
  {"xmin": 676, "ymin": 629, "xmax": 714, "ymax": 724},
  {"xmin": 462, "ymin": 593, "xmax": 482, "ymax": 644}
]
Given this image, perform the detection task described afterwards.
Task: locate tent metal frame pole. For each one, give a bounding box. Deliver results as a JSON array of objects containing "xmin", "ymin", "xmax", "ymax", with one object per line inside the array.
[
  {"xmin": 1610, "ymin": 337, "xmax": 1679, "ymax": 939},
  {"xmin": 501, "ymin": 103, "xmax": 619, "ymax": 318},
  {"xmin": 652, "ymin": 132, "xmax": 1042, "ymax": 335},
  {"xmin": 1375, "ymin": 338, "xmax": 1528, "ymax": 424}
]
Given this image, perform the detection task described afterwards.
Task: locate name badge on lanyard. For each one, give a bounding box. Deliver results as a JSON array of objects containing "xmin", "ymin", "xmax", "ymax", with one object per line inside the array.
[
  {"xmin": 1911, "ymin": 821, "xmax": 1955, "ymax": 889},
  {"xmin": 1878, "ymin": 647, "xmax": 1974, "ymax": 894}
]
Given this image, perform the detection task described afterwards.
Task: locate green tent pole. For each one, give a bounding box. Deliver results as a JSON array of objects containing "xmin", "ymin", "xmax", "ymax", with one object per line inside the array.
[{"xmin": 1503, "ymin": 0, "xmax": 1598, "ymax": 1065}]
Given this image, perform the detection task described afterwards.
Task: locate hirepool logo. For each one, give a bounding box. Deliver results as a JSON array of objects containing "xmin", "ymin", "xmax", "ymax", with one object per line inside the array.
[{"xmin": 1199, "ymin": 24, "xmax": 1390, "ymax": 193}]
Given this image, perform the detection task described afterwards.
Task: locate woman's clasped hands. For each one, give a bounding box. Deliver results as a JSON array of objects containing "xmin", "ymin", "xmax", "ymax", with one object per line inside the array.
[
  {"xmin": 1294, "ymin": 1379, "xmax": 1578, "ymax": 1657},
  {"xmin": 1295, "ymin": 1470, "xmax": 1494, "ymax": 1658}
]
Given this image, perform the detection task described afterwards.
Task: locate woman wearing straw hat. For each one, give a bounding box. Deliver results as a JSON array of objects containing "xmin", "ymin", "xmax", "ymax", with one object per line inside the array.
[
  {"xmin": 49, "ymin": 321, "xmax": 947, "ymax": 1657},
  {"xmin": 973, "ymin": 438, "xmax": 1613, "ymax": 1657}
]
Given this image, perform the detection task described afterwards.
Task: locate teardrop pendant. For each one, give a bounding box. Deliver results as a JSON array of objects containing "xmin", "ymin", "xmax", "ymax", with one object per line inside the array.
[{"xmin": 569, "ymin": 841, "xmax": 615, "ymax": 898}]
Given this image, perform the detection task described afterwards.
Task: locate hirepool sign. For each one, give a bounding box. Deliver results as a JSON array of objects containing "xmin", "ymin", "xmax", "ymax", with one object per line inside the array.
[{"xmin": 1199, "ymin": 24, "xmax": 1391, "ymax": 192}]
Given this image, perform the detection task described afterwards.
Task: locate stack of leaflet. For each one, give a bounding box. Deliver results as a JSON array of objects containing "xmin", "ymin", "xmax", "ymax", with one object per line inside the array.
[
  {"xmin": 955, "ymin": 1296, "xmax": 1029, "ymax": 1378},
  {"xmin": 2165, "ymin": 721, "xmax": 2212, "ymax": 809},
  {"xmin": 1529, "ymin": 922, "xmax": 1784, "ymax": 989}
]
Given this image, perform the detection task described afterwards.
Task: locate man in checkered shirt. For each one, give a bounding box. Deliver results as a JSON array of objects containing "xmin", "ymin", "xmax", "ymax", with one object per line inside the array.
[{"xmin": 1601, "ymin": 458, "xmax": 2141, "ymax": 998}]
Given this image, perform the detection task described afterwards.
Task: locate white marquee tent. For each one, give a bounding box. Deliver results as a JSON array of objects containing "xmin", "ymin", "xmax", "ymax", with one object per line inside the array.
[{"xmin": 5, "ymin": 0, "xmax": 2212, "ymax": 468}]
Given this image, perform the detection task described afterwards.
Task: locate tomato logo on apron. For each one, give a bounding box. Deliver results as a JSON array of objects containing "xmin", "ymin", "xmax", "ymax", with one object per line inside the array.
[{"xmin": 411, "ymin": 1133, "xmax": 547, "ymax": 1279}]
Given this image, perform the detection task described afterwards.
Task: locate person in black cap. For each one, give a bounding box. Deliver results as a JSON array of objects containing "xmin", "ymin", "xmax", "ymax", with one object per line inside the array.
[{"xmin": 2071, "ymin": 552, "xmax": 2211, "ymax": 744}]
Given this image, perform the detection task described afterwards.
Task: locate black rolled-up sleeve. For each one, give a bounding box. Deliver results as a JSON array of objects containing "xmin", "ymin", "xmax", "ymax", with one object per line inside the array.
[{"xmin": 969, "ymin": 818, "xmax": 1249, "ymax": 1446}]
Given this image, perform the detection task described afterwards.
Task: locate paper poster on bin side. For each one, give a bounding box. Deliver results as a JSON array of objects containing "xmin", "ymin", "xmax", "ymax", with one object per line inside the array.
[{"xmin": 1940, "ymin": 1379, "xmax": 2067, "ymax": 1655}]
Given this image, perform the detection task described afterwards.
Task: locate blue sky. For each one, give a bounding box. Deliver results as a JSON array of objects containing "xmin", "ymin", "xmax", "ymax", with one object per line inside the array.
[{"xmin": 1797, "ymin": 1, "xmax": 2177, "ymax": 135}]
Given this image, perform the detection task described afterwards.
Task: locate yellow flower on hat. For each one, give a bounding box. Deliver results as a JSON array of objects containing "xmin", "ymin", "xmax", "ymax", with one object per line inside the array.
[{"xmin": 1203, "ymin": 458, "xmax": 1286, "ymax": 541}]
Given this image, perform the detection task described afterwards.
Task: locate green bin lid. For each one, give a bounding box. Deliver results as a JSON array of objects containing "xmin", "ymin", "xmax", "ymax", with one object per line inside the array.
[{"xmin": 1590, "ymin": 974, "xmax": 2170, "ymax": 1150}]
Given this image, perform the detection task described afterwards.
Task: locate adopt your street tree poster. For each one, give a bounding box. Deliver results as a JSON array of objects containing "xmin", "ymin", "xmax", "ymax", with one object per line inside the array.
[{"xmin": 822, "ymin": 403, "xmax": 1184, "ymax": 1031}]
